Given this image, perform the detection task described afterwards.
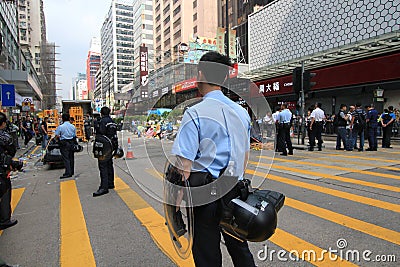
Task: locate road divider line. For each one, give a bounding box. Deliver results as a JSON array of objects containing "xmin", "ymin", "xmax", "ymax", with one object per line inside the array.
[
  {"xmin": 322, "ymin": 153, "xmax": 400, "ymax": 164},
  {"xmin": 273, "ymin": 154, "xmax": 400, "ymax": 172},
  {"xmin": 114, "ymin": 178, "xmax": 195, "ymax": 267},
  {"xmin": 60, "ymin": 180, "xmax": 95, "ymax": 267},
  {"xmin": 285, "ymin": 198, "xmax": 400, "ymax": 246},
  {"xmin": 269, "ymin": 229, "xmax": 357, "ymax": 267},
  {"xmin": 246, "ymin": 168, "xmax": 400, "ymax": 213},
  {"xmin": 0, "ymin": 188, "xmax": 25, "ymax": 236},
  {"xmin": 255, "ymin": 158, "xmax": 400, "ymax": 191},
  {"xmin": 30, "ymin": 145, "xmax": 40, "ymax": 156}
]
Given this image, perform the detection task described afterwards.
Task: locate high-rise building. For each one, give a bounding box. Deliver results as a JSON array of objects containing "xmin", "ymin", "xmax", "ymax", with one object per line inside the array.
[
  {"xmin": 153, "ymin": 0, "xmax": 218, "ymax": 67},
  {"xmin": 18, "ymin": 0, "xmax": 47, "ymax": 74},
  {"xmin": 1, "ymin": 0, "xmax": 55, "ymax": 111},
  {"xmin": 100, "ymin": 0, "xmax": 135, "ymax": 108},
  {"xmin": 72, "ymin": 73, "xmax": 87, "ymax": 101},
  {"xmin": 133, "ymin": 0, "xmax": 153, "ymax": 81},
  {"xmin": 217, "ymin": 0, "xmax": 272, "ymax": 63},
  {"xmin": 86, "ymin": 37, "xmax": 101, "ymax": 100},
  {"xmin": 15, "ymin": 0, "xmax": 58, "ymax": 109}
]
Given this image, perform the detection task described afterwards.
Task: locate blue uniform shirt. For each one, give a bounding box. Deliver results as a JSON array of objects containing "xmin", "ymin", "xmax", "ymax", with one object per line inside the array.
[
  {"xmin": 367, "ymin": 109, "xmax": 379, "ymax": 128},
  {"xmin": 172, "ymin": 90, "xmax": 251, "ymax": 179},
  {"xmin": 55, "ymin": 121, "xmax": 76, "ymax": 140},
  {"xmin": 277, "ymin": 108, "xmax": 292, "ymax": 123}
]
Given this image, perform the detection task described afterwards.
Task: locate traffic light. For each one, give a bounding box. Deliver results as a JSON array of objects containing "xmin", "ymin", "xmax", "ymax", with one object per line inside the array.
[
  {"xmin": 292, "ymin": 67, "xmax": 302, "ymax": 94},
  {"xmin": 303, "ymin": 71, "xmax": 316, "ymax": 93}
]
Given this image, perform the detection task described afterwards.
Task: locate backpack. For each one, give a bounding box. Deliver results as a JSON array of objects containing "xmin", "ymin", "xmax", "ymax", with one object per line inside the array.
[
  {"xmin": 353, "ymin": 110, "xmax": 366, "ymax": 128},
  {"xmin": 333, "ymin": 113, "xmax": 340, "ymax": 127},
  {"xmin": 105, "ymin": 122, "xmax": 118, "ymax": 150}
]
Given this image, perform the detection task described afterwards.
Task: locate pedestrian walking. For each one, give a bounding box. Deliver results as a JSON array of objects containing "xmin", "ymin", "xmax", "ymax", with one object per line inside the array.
[
  {"xmin": 277, "ymin": 103, "xmax": 293, "ymax": 156},
  {"xmin": 0, "ymin": 112, "xmax": 18, "ymax": 231},
  {"xmin": 40, "ymin": 117, "xmax": 49, "ymax": 153},
  {"xmin": 308, "ymin": 102, "xmax": 325, "ymax": 151},
  {"xmin": 366, "ymin": 104, "xmax": 379, "ymax": 151},
  {"xmin": 93, "ymin": 107, "xmax": 118, "ymax": 197},
  {"xmin": 21, "ymin": 115, "xmax": 34, "ymax": 148},
  {"xmin": 380, "ymin": 106, "xmax": 396, "ymax": 148},
  {"xmin": 171, "ymin": 51, "xmax": 255, "ymax": 266},
  {"xmin": 55, "ymin": 113, "xmax": 76, "ymax": 179}
]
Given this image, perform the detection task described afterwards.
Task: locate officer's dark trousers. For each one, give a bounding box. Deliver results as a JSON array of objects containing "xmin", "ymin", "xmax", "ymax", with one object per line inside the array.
[
  {"xmin": 0, "ymin": 176, "xmax": 12, "ymax": 223},
  {"xmin": 98, "ymin": 158, "xmax": 114, "ymax": 190},
  {"xmin": 382, "ymin": 124, "xmax": 393, "ymax": 148},
  {"xmin": 278, "ymin": 123, "xmax": 293, "ymax": 155},
  {"xmin": 192, "ymin": 201, "xmax": 255, "ymax": 267},
  {"xmin": 310, "ymin": 122, "xmax": 323, "ymax": 150},
  {"xmin": 60, "ymin": 140, "xmax": 74, "ymax": 176},
  {"xmin": 367, "ymin": 127, "xmax": 378, "ymax": 150}
]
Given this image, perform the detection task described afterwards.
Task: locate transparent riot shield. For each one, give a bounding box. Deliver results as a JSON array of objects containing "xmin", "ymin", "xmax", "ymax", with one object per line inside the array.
[{"xmin": 163, "ymin": 158, "xmax": 194, "ymax": 260}]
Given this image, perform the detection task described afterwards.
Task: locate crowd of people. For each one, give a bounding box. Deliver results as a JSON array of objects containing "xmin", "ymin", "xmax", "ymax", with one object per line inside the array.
[{"xmin": 258, "ymin": 102, "xmax": 398, "ymax": 153}]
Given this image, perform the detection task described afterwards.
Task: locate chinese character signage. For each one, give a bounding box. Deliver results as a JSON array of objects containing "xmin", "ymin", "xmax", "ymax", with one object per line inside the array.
[
  {"xmin": 253, "ymin": 76, "xmax": 294, "ymax": 97},
  {"xmin": 140, "ymin": 46, "xmax": 149, "ymax": 98},
  {"xmin": 216, "ymin": 27, "xmax": 225, "ymax": 55},
  {"xmin": 229, "ymin": 29, "xmax": 237, "ymax": 59}
]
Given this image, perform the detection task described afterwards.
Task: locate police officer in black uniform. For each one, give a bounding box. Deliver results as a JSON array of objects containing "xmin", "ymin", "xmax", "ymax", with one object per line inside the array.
[
  {"xmin": 0, "ymin": 112, "xmax": 18, "ymax": 230},
  {"xmin": 93, "ymin": 107, "xmax": 118, "ymax": 197}
]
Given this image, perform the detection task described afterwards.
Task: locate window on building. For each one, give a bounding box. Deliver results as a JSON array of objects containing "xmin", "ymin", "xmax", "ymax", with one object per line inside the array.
[
  {"xmin": 173, "ymin": 6, "xmax": 181, "ymax": 17},
  {"xmin": 193, "ymin": 26, "xmax": 197, "ymax": 34},
  {"xmin": 173, "ymin": 18, "xmax": 181, "ymax": 28},
  {"xmin": 193, "ymin": 0, "xmax": 197, "ymax": 8},
  {"xmin": 164, "ymin": 15, "xmax": 170, "ymax": 25},
  {"xmin": 164, "ymin": 4, "xmax": 170, "ymax": 15},
  {"xmin": 173, "ymin": 30, "xmax": 181, "ymax": 40},
  {"xmin": 193, "ymin": 13, "xmax": 197, "ymax": 21}
]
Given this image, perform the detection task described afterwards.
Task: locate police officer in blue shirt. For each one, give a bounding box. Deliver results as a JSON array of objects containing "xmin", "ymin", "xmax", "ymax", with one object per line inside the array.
[
  {"xmin": 55, "ymin": 113, "xmax": 76, "ymax": 178},
  {"xmin": 172, "ymin": 52, "xmax": 255, "ymax": 267},
  {"xmin": 276, "ymin": 103, "xmax": 293, "ymax": 156}
]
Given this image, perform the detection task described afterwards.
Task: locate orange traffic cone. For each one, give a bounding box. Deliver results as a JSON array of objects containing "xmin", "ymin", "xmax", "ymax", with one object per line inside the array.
[{"xmin": 126, "ymin": 138, "xmax": 134, "ymax": 159}]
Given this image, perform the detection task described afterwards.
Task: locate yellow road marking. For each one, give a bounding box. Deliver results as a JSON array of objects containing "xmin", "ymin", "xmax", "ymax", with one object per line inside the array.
[
  {"xmin": 276, "ymin": 154, "xmax": 400, "ymax": 172},
  {"xmin": 323, "ymin": 153, "xmax": 400, "ymax": 164},
  {"xmin": 285, "ymin": 198, "xmax": 400, "ymax": 246},
  {"xmin": 114, "ymin": 178, "xmax": 195, "ymax": 267},
  {"xmin": 270, "ymin": 229, "xmax": 357, "ymax": 267},
  {"xmin": 255, "ymin": 158, "xmax": 400, "ymax": 192},
  {"xmin": 60, "ymin": 180, "xmax": 95, "ymax": 267},
  {"xmin": 0, "ymin": 188, "xmax": 25, "ymax": 236},
  {"xmin": 246, "ymin": 169, "xmax": 400, "ymax": 213},
  {"xmin": 30, "ymin": 145, "xmax": 40, "ymax": 156}
]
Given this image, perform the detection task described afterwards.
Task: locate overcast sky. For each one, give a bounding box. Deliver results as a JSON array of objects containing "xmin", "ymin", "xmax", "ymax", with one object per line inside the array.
[{"xmin": 44, "ymin": 0, "xmax": 111, "ymax": 99}]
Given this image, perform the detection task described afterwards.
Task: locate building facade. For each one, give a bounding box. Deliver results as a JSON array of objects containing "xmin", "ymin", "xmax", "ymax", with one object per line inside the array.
[
  {"xmin": 86, "ymin": 37, "xmax": 101, "ymax": 100},
  {"xmin": 100, "ymin": 0, "xmax": 135, "ymax": 109},
  {"xmin": 133, "ymin": 0, "xmax": 153, "ymax": 80},
  {"xmin": 0, "ymin": 0, "xmax": 51, "ymax": 113},
  {"xmin": 72, "ymin": 73, "xmax": 87, "ymax": 101},
  {"xmin": 153, "ymin": 0, "xmax": 218, "ymax": 67},
  {"xmin": 217, "ymin": 0, "xmax": 272, "ymax": 63},
  {"xmin": 248, "ymin": 0, "xmax": 400, "ymax": 114}
]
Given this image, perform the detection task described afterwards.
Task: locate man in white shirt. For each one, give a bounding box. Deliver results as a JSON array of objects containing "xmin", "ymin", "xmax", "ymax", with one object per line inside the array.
[{"xmin": 309, "ymin": 102, "xmax": 325, "ymax": 151}]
